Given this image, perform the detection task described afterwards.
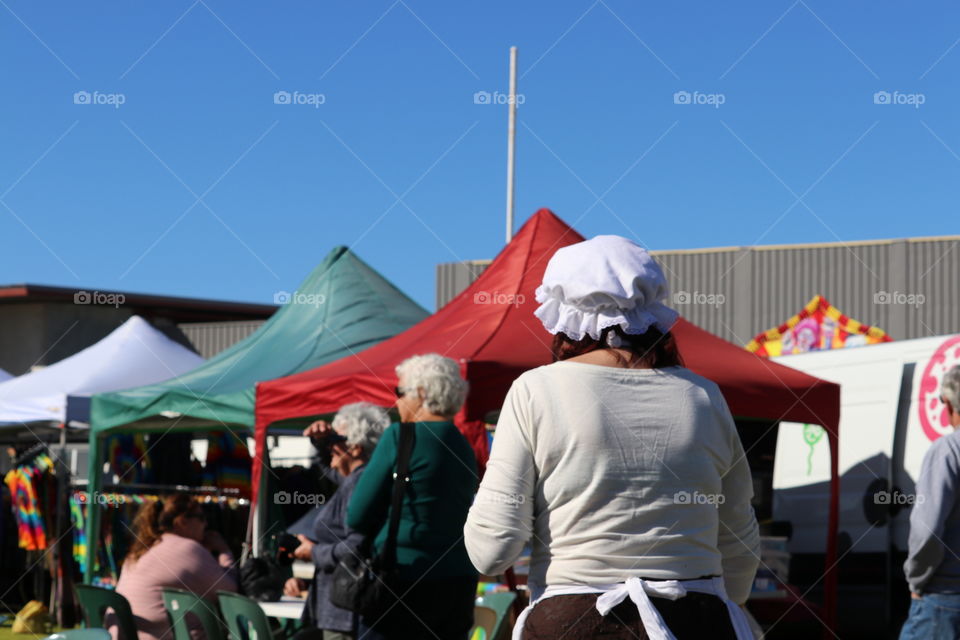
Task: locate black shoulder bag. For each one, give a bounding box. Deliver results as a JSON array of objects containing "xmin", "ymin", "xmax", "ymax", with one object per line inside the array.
[{"xmin": 330, "ymin": 422, "xmax": 415, "ymax": 618}]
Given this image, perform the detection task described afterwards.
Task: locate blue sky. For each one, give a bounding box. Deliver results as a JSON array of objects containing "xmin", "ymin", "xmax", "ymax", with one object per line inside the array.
[{"xmin": 2, "ymin": 1, "xmax": 958, "ymax": 311}]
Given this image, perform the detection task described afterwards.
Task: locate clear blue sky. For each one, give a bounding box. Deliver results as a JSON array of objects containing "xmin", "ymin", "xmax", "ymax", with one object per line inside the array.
[{"xmin": 2, "ymin": 1, "xmax": 958, "ymax": 311}]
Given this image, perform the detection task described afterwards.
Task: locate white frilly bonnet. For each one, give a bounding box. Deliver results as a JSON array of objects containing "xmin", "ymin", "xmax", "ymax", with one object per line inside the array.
[{"xmin": 534, "ymin": 235, "xmax": 679, "ymax": 342}]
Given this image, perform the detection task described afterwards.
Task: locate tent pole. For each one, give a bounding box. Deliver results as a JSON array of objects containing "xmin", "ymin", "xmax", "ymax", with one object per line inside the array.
[
  {"xmin": 505, "ymin": 46, "xmax": 518, "ymax": 244},
  {"xmin": 84, "ymin": 435, "xmax": 102, "ymax": 584},
  {"xmin": 824, "ymin": 425, "xmax": 839, "ymax": 638},
  {"xmin": 251, "ymin": 442, "xmax": 269, "ymax": 558}
]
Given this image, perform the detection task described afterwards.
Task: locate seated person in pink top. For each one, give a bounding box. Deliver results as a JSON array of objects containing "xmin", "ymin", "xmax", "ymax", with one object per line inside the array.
[{"xmin": 112, "ymin": 493, "xmax": 238, "ymax": 640}]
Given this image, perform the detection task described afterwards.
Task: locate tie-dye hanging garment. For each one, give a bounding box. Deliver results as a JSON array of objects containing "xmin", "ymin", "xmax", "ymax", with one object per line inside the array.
[{"xmin": 3, "ymin": 453, "xmax": 55, "ymax": 550}]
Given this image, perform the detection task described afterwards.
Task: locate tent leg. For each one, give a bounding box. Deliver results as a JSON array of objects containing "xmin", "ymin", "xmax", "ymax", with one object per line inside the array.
[
  {"xmin": 84, "ymin": 437, "xmax": 102, "ymax": 584},
  {"xmin": 823, "ymin": 427, "xmax": 840, "ymax": 638}
]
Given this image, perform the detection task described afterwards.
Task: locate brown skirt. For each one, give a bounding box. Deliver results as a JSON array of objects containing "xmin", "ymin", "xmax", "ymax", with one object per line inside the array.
[{"xmin": 521, "ymin": 592, "xmax": 739, "ymax": 640}]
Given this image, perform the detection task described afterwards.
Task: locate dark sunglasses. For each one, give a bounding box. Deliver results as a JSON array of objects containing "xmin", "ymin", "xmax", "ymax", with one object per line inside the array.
[
  {"xmin": 394, "ymin": 386, "xmax": 407, "ymax": 398},
  {"xmin": 327, "ymin": 432, "xmax": 348, "ymax": 445}
]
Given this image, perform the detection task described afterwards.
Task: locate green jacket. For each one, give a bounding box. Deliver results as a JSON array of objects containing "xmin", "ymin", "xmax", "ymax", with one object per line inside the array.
[{"xmin": 347, "ymin": 421, "xmax": 478, "ymax": 581}]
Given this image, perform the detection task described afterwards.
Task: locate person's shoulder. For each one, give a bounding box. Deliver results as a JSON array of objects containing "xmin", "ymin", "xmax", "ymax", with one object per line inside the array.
[
  {"xmin": 657, "ymin": 366, "xmax": 724, "ymax": 401},
  {"xmin": 436, "ymin": 421, "xmax": 479, "ymax": 470},
  {"xmin": 929, "ymin": 431, "xmax": 960, "ymax": 461},
  {"xmin": 379, "ymin": 422, "xmax": 401, "ymax": 445},
  {"xmin": 338, "ymin": 467, "xmax": 367, "ymax": 495},
  {"xmin": 159, "ymin": 533, "xmax": 208, "ymax": 557},
  {"xmin": 431, "ymin": 420, "xmax": 473, "ymax": 447},
  {"xmin": 662, "ymin": 365, "xmax": 715, "ymax": 388},
  {"xmin": 512, "ymin": 364, "xmax": 554, "ymax": 386},
  {"xmin": 516, "ymin": 362, "xmax": 719, "ymax": 395},
  {"xmin": 511, "ymin": 360, "xmax": 613, "ymax": 391}
]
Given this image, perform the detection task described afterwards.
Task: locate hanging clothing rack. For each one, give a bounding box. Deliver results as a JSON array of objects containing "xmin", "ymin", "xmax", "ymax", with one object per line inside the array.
[
  {"xmin": 103, "ymin": 483, "xmax": 241, "ymax": 497},
  {"xmin": 72, "ymin": 481, "xmax": 241, "ymax": 497},
  {"xmin": 13, "ymin": 442, "xmax": 50, "ymax": 467}
]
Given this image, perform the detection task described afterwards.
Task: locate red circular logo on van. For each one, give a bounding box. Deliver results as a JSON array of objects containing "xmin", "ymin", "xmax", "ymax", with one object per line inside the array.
[{"xmin": 919, "ymin": 336, "xmax": 960, "ymax": 442}]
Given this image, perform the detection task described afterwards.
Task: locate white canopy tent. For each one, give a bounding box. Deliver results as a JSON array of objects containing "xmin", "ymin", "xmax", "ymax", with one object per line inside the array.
[
  {"xmin": 0, "ymin": 316, "xmax": 204, "ymax": 429},
  {"xmin": 0, "ymin": 368, "xmax": 11, "ymax": 382}
]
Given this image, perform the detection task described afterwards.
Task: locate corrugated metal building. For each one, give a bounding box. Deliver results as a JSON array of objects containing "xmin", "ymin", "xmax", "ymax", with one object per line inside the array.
[
  {"xmin": 436, "ymin": 235, "xmax": 960, "ymax": 344},
  {"xmin": 435, "ymin": 259, "xmax": 491, "ymax": 310},
  {"xmin": 178, "ymin": 321, "xmax": 266, "ymax": 359}
]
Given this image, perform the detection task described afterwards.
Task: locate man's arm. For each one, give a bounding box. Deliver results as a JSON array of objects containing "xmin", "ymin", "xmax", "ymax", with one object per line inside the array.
[{"xmin": 904, "ymin": 439, "xmax": 959, "ymax": 594}]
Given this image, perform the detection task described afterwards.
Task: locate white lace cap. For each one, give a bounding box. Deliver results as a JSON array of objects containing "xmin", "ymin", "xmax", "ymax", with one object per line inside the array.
[{"xmin": 534, "ymin": 235, "xmax": 679, "ymax": 340}]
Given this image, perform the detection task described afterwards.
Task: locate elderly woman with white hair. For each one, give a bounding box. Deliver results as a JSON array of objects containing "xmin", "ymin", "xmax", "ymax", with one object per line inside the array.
[
  {"xmin": 286, "ymin": 402, "xmax": 390, "ymax": 640},
  {"xmin": 347, "ymin": 353, "xmax": 479, "ymax": 640},
  {"xmin": 465, "ymin": 235, "xmax": 760, "ymax": 640}
]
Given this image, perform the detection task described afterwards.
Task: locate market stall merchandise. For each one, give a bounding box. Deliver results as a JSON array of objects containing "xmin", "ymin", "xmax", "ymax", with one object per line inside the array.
[
  {"xmin": 0, "ymin": 317, "xmax": 206, "ymax": 622},
  {"xmin": 84, "ymin": 246, "xmax": 428, "ymax": 583},
  {"xmin": 4, "ymin": 444, "xmax": 56, "ymax": 551}
]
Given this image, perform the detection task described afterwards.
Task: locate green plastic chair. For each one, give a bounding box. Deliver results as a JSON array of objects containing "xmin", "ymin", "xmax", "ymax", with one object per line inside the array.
[
  {"xmin": 476, "ymin": 591, "xmax": 518, "ymax": 640},
  {"xmin": 44, "ymin": 630, "xmax": 112, "ymax": 640},
  {"xmin": 162, "ymin": 588, "xmax": 227, "ymax": 640},
  {"xmin": 75, "ymin": 585, "xmax": 139, "ymax": 640},
  {"xmin": 471, "ymin": 605, "xmax": 497, "ymax": 639},
  {"xmin": 217, "ymin": 592, "xmax": 275, "ymax": 640}
]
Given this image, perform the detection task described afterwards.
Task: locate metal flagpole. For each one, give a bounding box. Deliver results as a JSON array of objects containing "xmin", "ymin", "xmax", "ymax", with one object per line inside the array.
[{"xmin": 506, "ymin": 46, "xmax": 518, "ymax": 243}]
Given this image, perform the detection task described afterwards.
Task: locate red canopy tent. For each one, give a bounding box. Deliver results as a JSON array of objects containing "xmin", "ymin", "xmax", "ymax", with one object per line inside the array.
[{"xmin": 253, "ymin": 208, "xmax": 841, "ymax": 634}]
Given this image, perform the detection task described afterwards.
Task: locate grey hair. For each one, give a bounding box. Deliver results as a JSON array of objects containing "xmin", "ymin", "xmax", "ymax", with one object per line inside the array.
[
  {"xmin": 395, "ymin": 353, "xmax": 468, "ymax": 418},
  {"xmin": 943, "ymin": 365, "xmax": 960, "ymax": 410},
  {"xmin": 331, "ymin": 402, "xmax": 390, "ymax": 454}
]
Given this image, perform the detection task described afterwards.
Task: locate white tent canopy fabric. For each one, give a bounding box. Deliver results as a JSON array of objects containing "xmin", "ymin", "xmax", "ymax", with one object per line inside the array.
[
  {"xmin": 0, "ymin": 368, "xmax": 11, "ymax": 382},
  {"xmin": 0, "ymin": 316, "xmax": 204, "ymax": 425}
]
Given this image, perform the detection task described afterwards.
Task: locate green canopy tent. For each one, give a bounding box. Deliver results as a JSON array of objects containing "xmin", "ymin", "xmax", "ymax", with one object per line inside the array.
[{"xmin": 84, "ymin": 246, "xmax": 428, "ymax": 582}]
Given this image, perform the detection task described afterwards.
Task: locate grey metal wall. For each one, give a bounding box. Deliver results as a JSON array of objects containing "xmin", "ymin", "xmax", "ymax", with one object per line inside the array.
[
  {"xmin": 651, "ymin": 249, "xmax": 740, "ymax": 341},
  {"xmin": 653, "ymin": 241, "xmax": 897, "ymax": 344},
  {"xmin": 178, "ymin": 321, "xmax": 265, "ymax": 359},
  {"xmin": 906, "ymin": 239, "xmax": 960, "ymax": 338},
  {"xmin": 435, "ymin": 260, "xmax": 491, "ymax": 311},
  {"xmin": 436, "ymin": 236, "xmax": 960, "ymax": 345}
]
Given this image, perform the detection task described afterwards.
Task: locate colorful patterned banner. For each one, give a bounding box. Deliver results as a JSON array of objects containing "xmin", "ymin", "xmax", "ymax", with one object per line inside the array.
[{"xmin": 746, "ymin": 295, "xmax": 892, "ymax": 357}]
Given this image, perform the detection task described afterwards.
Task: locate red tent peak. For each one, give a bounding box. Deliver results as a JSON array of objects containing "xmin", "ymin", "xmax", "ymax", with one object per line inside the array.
[{"xmin": 442, "ymin": 209, "xmax": 584, "ymax": 312}]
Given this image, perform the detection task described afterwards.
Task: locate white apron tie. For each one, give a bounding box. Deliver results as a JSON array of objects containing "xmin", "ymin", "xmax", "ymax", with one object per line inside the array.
[{"xmin": 511, "ymin": 576, "xmax": 755, "ymax": 640}]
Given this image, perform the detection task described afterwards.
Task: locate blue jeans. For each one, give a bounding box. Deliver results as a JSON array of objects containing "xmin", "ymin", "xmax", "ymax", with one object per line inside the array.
[{"xmin": 900, "ymin": 593, "xmax": 960, "ymax": 640}]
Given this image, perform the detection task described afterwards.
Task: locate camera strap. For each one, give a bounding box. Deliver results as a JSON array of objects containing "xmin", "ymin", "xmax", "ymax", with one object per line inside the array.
[{"xmin": 381, "ymin": 422, "xmax": 415, "ymax": 572}]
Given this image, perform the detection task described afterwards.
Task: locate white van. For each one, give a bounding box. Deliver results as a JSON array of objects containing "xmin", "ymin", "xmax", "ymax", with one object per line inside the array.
[{"xmin": 772, "ymin": 333, "xmax": 960, "ymax": 556}]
